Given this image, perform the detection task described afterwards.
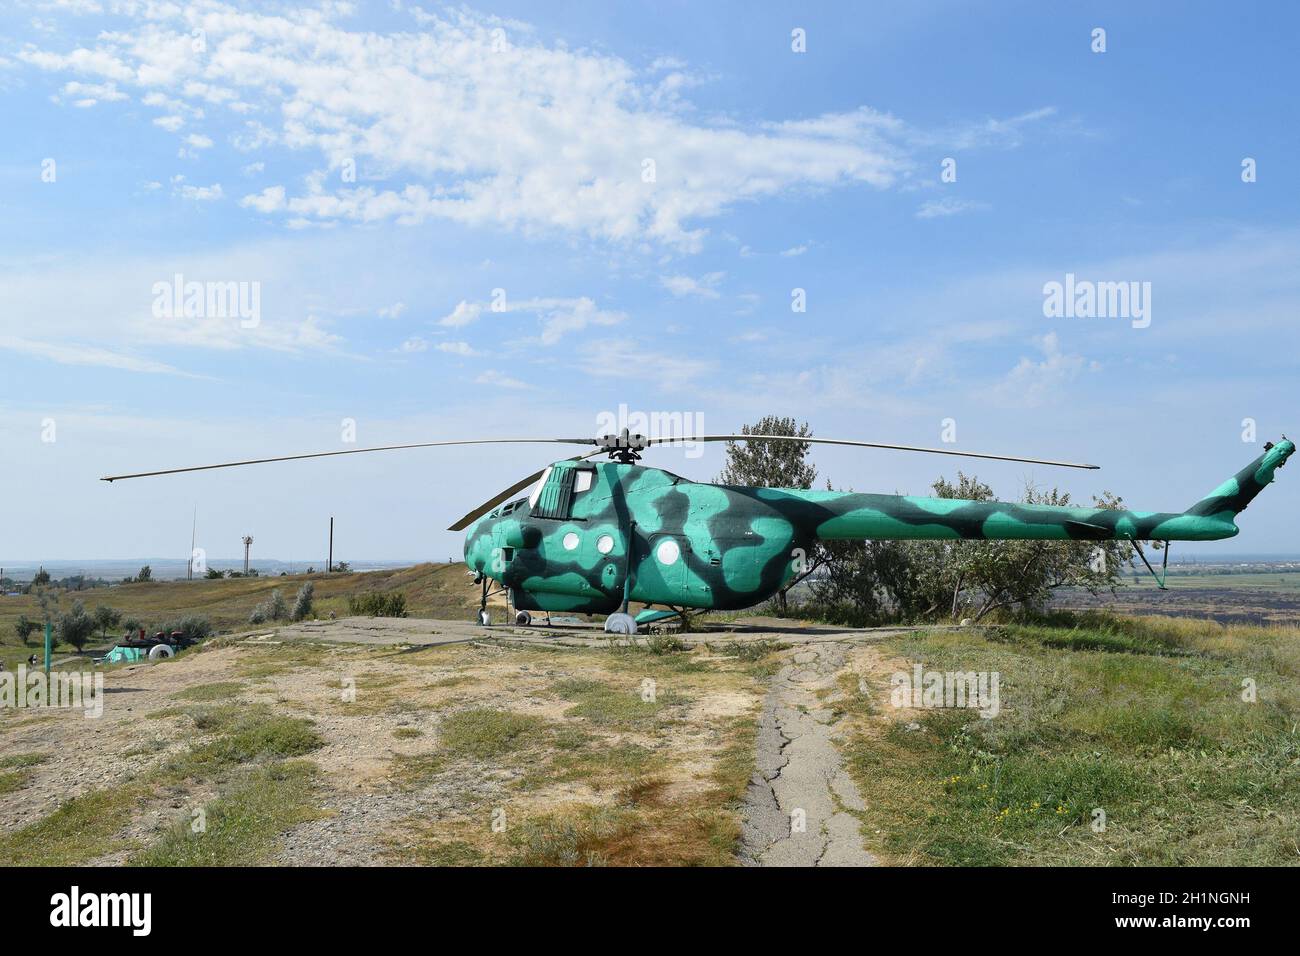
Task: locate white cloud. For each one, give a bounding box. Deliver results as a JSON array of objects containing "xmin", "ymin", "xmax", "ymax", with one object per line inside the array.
[
  {"xmin": 176, "ymin": 182, "xmax": 223, "ymax": 202},
  {"xmin": 11, "ymin": 4, "xmax": 927, "ymax": 250},
  {"xmin": 660, "ymin": 272, "xmax": 724, "ymax": 298},
  {"xmin": 0, "ymin": 335, "xmax": 187, "ymax": 375},
  {"xmin": 398, "ymin": 336, "xmax": 428, "ymax": 353},
  {"xmin": 916, "ymin": 197, "xmax": 991, "ymax": 219},
  {"xmin": 239, "ymin": 185, "xmax": 285, "ymax": 213},
  {"xmin": 57, "ymin": 80, "xmax": 127, "ymax": 106},
  {"xmin": 438, "ymin": 300, "xmax": 483, "ymax": 328},
  {"xmin": 995, "ymin": 332, "xmax": 1092, "ymax": 406},
  {"xmin": 531, "ymin": 297, "xmax": 625, "ymax": 345},
  {"xmin": 437, "ymin": 341, "xmax": 481, "ymax": 356},
  {"xmin": 779, "ymin": 243, "xmax": 809, "ymax": 257},
  {"xmin": 378, "ymin": 302, "xmax": 407, "ymax": 319},
  {"xmin": 435, "ymin": 295, "xmax": 623, "ymax": 344},
  {"xmin": 475, "ymin": 369, "xmax": 532, "ymax": 389}
]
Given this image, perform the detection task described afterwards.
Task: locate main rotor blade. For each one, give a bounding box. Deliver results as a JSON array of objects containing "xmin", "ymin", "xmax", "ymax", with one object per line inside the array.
[
  {"xmin": 100, "ymin": 438, "xmax": 597, "ymax": 482},
  {"xmin": 644, "ymin": 434, "xmax": 1099, "ymax": 470},
  {"xmin": 447, "ymin": 450, "xmax": 605, "ymax": 531}
]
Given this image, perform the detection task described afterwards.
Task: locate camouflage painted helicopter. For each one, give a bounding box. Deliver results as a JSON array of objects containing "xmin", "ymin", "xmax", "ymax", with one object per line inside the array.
[{"xmin": 104, "ymin": 430, "xmax": 1294, "ymax": 634}]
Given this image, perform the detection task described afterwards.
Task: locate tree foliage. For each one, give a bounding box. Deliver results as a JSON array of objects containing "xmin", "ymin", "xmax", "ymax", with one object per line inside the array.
[
  {"xmin": 57, "ymin": 599, "xmax": 96, "ymax": 652},
  {"xmin": 715, "ymin": 416, "xmax": 817, "ymax": 489},
  {"xmin": 291, "ymin": 581, "xmax": 315, "ymax": 621},
  {"xmin": 13, "ymin": 615, "xmax": 40, "ymax": 645},
  {"xmin": 249, "ymin": 589, "xmax": 288, "ymax": 624},
  {"xmin": 92, "ymin": 605, "xmax": 121, "ymax": 639}
]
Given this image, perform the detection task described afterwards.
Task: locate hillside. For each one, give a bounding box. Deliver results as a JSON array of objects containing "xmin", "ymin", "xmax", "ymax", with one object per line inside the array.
[{"xmin": 0, "ymin": 563, "xmax": 487, "ymax": 667}]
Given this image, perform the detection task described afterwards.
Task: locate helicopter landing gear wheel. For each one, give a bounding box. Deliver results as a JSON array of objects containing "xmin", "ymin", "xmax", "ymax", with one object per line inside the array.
[
  {"xmin": 603, "ymin": 612, "xmax": 637, "ymax": 636},
  {"xmin": 477, "ymin": 609, "xmax": 491, "ymax": 627},
  {"xmin": 515, "ymin": 610, "xmax": 532, "ymax": 627}
]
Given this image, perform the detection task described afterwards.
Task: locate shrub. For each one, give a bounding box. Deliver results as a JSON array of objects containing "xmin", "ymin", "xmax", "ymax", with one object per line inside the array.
[
  {"xmin": 249, "ymin": 589, "xmax": 288, "ymax": 625},
  {"xmin": 346, "ymin": 592, "xmax": 408, "ymax": 618},
  {"xmin": 161, "ymin": 615, "xmax": 214, "ymax": 642},
  {"xmin": 291, "ymin": 582, "xmax": 315, "ymax": 621}
]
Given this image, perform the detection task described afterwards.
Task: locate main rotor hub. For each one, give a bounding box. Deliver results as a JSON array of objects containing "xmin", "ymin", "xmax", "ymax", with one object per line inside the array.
[{"xmin": 597, "ymin": 428, "xmax": 647, "ymax": 463}]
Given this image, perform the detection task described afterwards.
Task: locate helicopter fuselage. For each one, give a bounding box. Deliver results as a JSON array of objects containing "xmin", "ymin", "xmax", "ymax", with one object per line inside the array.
[{"xmin": 461, "ymin": 441, "xmax": 1292, "ymax": 615}]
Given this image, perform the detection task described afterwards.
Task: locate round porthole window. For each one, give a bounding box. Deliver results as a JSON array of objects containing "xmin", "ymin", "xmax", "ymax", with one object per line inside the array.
[
  {"xmin": 596, "ymin": 534, "xmax": 615, "ymax": 554},
  {"xmin": 656, "ymin": 539, "xmax": 681, "ymax": 565},
  {"xmin": 562, "ymin": 532, "xmax": 580, "ymax": 551}
]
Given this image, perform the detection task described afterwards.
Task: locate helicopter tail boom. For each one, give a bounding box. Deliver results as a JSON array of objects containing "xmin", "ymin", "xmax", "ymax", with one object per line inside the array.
[{"xmin": 774, "ymin": 439, "xmax": 1292, "ymax": 544}]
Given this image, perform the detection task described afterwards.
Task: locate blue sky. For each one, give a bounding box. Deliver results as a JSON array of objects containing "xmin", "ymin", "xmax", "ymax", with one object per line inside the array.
[{"xmin": 1, "ymin": 0, "xmax": 1296, "ymax": 564}]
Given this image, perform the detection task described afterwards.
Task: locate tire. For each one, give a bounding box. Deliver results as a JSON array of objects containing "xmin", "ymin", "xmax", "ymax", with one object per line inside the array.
[
  {"xmin": 477, "ymin": 609, "xmax": 491, "ymax": 627},
  {"xmin": 515, "ymin": 610, "xmax": 532, "ymax": 627},
  {"xmin": 148, "ymin": 644, "xmax": 175, "ymax": 661},
  {"xmin": 603, "ymin": 612, "xmax": 637, "ymax": 636}
]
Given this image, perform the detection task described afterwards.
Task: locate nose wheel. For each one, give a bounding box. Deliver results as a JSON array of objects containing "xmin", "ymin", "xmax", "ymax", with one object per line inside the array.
[{"xmin": 514, "ymin": 610, "xmax": 532, "ymax": 626}]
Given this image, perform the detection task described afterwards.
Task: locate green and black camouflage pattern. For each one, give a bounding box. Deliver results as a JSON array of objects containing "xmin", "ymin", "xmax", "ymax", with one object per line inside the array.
[{"xmin": 464, "ymin": 439, "xmax": 1294, "ymax": 614}]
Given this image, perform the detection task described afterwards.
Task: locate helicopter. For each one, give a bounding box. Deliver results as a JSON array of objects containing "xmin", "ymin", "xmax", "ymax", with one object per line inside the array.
[{"xmin": 103, "ymin": 429, "xmax": 1294, "ymax": 635}]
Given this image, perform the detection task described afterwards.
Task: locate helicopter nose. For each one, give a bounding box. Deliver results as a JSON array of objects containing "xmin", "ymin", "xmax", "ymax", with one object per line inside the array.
[{"xmin": 463, "ymin": 520, "xmax": 493, "ymax": 571}]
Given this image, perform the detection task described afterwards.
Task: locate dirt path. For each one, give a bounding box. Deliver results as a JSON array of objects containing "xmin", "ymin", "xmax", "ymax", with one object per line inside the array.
[{"xmin": 739, "ymin": 642, "xmax": 876, "ymax": 867}]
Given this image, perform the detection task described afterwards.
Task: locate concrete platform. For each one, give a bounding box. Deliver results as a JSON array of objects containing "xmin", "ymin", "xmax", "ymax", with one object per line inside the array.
[{"xmin": 250, "ymin": 614, "xmax": 970, "ymax": 649}]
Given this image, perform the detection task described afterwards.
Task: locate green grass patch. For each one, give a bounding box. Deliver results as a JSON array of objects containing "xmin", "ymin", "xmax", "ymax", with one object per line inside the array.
[
  {"xmin": 172, "ymin": 680, "xmax": 248, "ymax": 702},
  {"xmin": 0, "ymin": 770, "xmax": 31, "ymax": 794},
  {"xmin": 164, "ymin": 706, "xmax": 324, "ymax": 780},
  {"xmin": 0, "ymin": 752, "xmax": 48, "ymax": 769},
  {"xmin": 131, "ymin": 761, "xmax": 323, "ymax": 866},
  {"xmin": 392, "ymin": 727, "xmax": 424, "ymax": 739},
  {"xmin": 437, "ymin": 708, "xmax": 547, "ymax": 759},
  {"xmin": 846, "ymin": 618, "xmax": 1300, "ymax": 866},
  {"xmin": 551, "ymin": 677, "xmax": 686, "ymax": 729},
  {"xmin": 0, "ymin": 782, "xmax": 151, "ymax": 865}
]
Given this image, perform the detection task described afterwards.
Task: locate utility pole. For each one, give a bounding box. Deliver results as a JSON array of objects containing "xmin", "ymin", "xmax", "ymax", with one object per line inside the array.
[
  {"xmin": 243, "ymin": 535, "xmax": 253, "ymax": 575},
  {"xmin": 188, "ymin": 505, "xmax": 197, "ymax": 580},
  {"xmin": 328, "ymin": 517, "xmax": 334, "ymax": 573}
]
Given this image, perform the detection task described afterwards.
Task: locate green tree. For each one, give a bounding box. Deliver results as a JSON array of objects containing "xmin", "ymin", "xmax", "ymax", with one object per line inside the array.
[
  {"xmin": 92, "ymin": 605, "xmax": 121, "ymax": 640},
  {"xmin": 136, "ymin": 565, "xmax": 153, "ymax": 582},
  {"xmin": 32, "ymin": 566, "xmax": 50, "ymax": 586},
  {"xmin": 717, "ymin": 416, "xmax": 825, "ymax": 612},
  {"xmin": 716, "ymin": 416, "xmax": 817, "ymax": 489},
  {"xmin": 57, "ymin": 600, "xmax": 96, "ymax": 652},
  {"xmin": 204, "ymin": 567, "xmax": 225, "ymax": 579},
  {"xmin": 13, "ymin": 615, "xmax": 39, "ymax": 646}
]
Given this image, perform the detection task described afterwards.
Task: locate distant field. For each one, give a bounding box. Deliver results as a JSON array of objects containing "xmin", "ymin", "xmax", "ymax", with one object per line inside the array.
[{"xmin": 1163, "ymin": 570, "xmax": 1300, "ymax": 591}]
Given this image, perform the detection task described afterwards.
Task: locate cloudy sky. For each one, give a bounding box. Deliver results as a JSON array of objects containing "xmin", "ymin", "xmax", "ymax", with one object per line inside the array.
[{"xmin": 1, "ymin": 0, "xmax": 1297, "ymax": 564}]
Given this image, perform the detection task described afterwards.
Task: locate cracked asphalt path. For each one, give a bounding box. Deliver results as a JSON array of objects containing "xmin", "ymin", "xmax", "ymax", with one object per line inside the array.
[{"xmin": 739, "ymin": 641, "xmax": 877, "ymax": 867}]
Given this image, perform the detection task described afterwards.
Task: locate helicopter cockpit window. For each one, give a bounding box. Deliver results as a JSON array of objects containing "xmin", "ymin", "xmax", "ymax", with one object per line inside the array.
[{"xmin": 573, "ymin": 470, "xmax": 594, "ymax": 494}]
